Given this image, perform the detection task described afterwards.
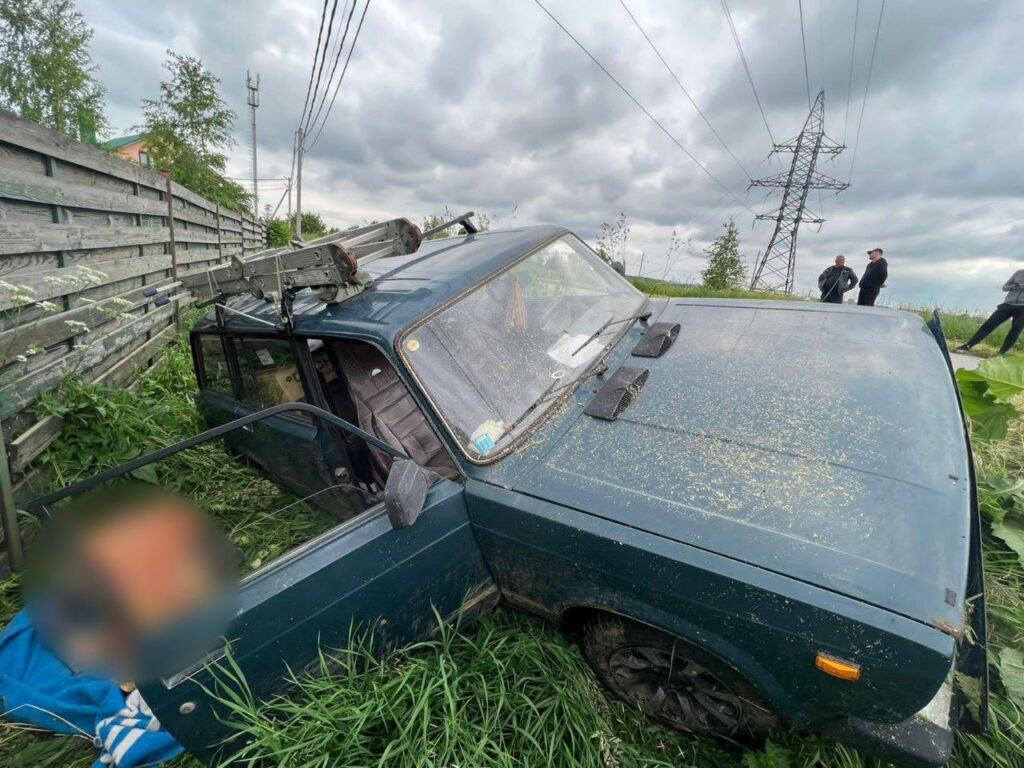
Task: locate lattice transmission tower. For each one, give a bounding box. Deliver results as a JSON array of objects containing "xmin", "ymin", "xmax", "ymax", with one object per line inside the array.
[{"xmin": 748, "ymin": 90, "xmax": 849, "ymax": 293}]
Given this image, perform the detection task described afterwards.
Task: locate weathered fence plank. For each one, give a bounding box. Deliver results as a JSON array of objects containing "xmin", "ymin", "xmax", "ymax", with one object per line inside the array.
[{"xmin": 0, "ymin": 107, "xmax": 264, "ymax": 503}]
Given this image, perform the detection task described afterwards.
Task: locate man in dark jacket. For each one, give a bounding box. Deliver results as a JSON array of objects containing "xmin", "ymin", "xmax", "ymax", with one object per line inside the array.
[
  {"xmin": 857, "ymin": 248, "xmax": 888, "ymax": 306},
  {"xmin": 957, "ymin": 268, "xmax": 1024, "ymax": 355},
  {"xmin": 818, "ymin": 255, "xmax": 858, "ymax": 303}
]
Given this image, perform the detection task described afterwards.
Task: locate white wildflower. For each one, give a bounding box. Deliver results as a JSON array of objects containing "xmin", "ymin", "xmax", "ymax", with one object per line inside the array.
[{"xmin": 64, "ymin": 320, "xmax": 91, "ymax": 334}]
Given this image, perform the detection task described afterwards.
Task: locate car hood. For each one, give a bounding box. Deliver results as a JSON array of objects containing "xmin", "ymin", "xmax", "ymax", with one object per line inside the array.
[{"xmin": 502, "ymin": 298, "xmax": 972, "ymax": 631}]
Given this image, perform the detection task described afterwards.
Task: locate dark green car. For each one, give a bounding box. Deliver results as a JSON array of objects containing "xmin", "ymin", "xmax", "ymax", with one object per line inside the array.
[{"xmin": 37, "ymin": 224, "xmax": 988, "ymax": 765}]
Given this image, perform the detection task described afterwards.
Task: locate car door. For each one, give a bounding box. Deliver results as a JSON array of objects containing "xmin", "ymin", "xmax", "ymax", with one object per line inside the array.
[
  {"xmin": 137, "ymin": 455, "xmax": 495, "ymax": 759},
  {"xmin": 194, "ymin": 333, "xmax": 342, "ymax": 501}
]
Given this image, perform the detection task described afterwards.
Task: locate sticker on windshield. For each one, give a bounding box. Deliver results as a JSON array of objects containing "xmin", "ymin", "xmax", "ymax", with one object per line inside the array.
[
  {"xmin": 405, "ymin": 338, "xmax": 420, "ymax": 352},
  {"xmin": 255, "ymin": 348, "xmax": 275, "ymax": 366}
]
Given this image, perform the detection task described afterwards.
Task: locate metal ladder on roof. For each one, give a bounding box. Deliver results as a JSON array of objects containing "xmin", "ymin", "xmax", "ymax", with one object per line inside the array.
[{"xmin": 179, "ymin": 211, "xmax": 479, "ymax": 325}]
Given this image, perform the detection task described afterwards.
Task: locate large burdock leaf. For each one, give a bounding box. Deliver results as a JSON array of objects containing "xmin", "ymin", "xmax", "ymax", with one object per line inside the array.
[
  {"xmin": 975, "ymin": 356, "xmax": 1024, "ymax": 401},
  {"xmin": 956, "ymin": 369, "xmax": 1019, "ymax": 441},
  {"xmin": 992, "ymin": 517, "xmax": 1024, "ymax": 563},
  {"xmin": 999, "ymin": 648, "xmax": 1024, "ymax": 706}
]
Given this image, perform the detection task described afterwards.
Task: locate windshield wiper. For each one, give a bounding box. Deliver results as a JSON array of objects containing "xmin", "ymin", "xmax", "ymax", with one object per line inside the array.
[
  {"xmin": 571, "ymin": 308, "xmax": 652, "ymax": 356},
  {"xmin": 503, "ymin": 360, "xmax": 611, "ymax": 437}
]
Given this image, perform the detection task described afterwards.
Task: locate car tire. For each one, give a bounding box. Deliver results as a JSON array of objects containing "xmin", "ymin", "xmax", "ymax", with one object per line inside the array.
[{"xmin": 582, "ymin": 615, "xmax": 777, "ymax": 741}]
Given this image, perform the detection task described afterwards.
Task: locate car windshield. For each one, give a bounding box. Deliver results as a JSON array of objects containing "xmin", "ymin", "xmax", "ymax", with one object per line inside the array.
[{"xmin": 401, "ymin": 234, "xmax": 645, "ymax": 460}]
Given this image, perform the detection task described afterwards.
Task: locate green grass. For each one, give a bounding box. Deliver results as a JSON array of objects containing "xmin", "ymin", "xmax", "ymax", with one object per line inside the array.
[
  {"xmin": 628, "ymin": 276, "xmax": 806, "ymax": 302},
  {"xmin": 2, "ymin": 299, "xmax": 1024, "ymax": 768}
]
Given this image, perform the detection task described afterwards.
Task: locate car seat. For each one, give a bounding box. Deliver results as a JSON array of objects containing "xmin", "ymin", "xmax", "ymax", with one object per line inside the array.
[{"xmin": 331, "ymin": 341, "xmax": 459, "ymax": 480}]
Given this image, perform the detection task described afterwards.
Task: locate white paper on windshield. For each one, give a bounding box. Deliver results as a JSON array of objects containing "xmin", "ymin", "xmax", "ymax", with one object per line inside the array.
[{"xmin": 547, "ymin": 333, "xmax": 603, "ymax": 368}]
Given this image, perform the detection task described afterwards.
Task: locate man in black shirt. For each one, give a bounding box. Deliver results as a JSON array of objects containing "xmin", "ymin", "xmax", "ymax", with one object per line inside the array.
[
  {"xmin": 957, "ymin": 269, "xmax": 1024, "ymax": 355},
  {"xmin": 818, "ymin": 255, "xmax": 858, "ymax": 303},
  {"xmin": 857, "ymin": 248, "xmax": 888, "ymax": 306}
]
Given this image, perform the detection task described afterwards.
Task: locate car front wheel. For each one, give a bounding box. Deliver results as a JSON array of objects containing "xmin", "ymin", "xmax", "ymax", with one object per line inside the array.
[{"xmin": 582, "ymin": 616, "xmax": 777, "ymax": 740}]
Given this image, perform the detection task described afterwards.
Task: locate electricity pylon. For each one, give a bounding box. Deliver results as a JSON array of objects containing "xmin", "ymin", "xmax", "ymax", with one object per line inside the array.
[{"xmin": 748, "ymin": 90, "xmax": 848, "ymax": 294}]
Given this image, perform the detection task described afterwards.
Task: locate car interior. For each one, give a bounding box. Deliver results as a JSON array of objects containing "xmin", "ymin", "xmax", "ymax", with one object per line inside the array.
[{"xmin": 199, "ymin": 332, "xmax": 459, "ymax": 498}]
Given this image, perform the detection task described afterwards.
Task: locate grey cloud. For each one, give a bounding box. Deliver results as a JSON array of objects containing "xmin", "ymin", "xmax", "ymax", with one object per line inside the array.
[{"xmin": 78, "ymin": 0, "xmax": 1024, "ymax": 311}]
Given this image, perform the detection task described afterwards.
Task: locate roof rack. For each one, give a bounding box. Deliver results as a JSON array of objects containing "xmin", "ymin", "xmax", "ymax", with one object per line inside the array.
[{"xmin": 179, "ymin": 217, "xmax": 425, "ymax": 317}]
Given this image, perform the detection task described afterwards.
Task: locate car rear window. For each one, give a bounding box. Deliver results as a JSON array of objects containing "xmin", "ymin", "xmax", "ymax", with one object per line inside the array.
[{"xmin": 198, "ymin": 335, "xmax": 233, "ymax": 395}]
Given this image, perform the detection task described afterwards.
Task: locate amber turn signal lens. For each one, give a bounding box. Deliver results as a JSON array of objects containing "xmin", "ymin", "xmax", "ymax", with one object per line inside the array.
[{"xmin": 815, "ymin": 653, "xmax": 861, "ymax": 681}]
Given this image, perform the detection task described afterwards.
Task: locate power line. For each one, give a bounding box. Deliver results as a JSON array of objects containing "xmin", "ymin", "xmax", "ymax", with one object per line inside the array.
[
  {"xmin": 848, "ymin": 0, "xmax": 885, "ymax": 184},
  {"xmin": 307, "ymin": 0, "xmax": 372, "ymax": 151},
  {"xmin": 817, "ymin": 0, "xmax": 824, "ymax": 92},
  {"xmin": 842, "ymin": 0, "xmax": 861, "ymax": 145},
  {"xmin": 720, "ymin": 0, "xmax": 776, "ymax": 148},
  {"xmin": 297, "ymin": 0, "xmax": 330, "ymax": 131},
  {"xmin": 303, "ymin": 0, "xmax": 341, "ymax": 133},
  {"xmin": 533, "ymin": 0, "xmax": 754, "ymax": 213},
  {"xmin": 617, "ymin": 0, "xmax": 751, "ymax": 180},
  {"xmin": 797, "ymin": 0, "xmax": 811, "ymax": 109},
  {"xmin": 305, "ymin": 0, "xmax": 356, "ymax": 140}
]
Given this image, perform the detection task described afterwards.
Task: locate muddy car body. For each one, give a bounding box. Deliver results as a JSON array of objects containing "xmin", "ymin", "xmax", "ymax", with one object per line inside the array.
[{"xmin": 34, "ymin": 225, "xmax": 987, "ymax": 765}]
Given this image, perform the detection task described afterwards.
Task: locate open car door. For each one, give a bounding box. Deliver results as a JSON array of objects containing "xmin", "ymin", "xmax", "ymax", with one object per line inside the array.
[{"xmin": 26, "ymin": 404, "xmax": 495, "ymax": 761}]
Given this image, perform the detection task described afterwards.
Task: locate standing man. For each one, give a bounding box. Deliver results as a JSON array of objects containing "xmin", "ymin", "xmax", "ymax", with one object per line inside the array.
[
  {"xmin": 858, "ymin": 248, "xmax": 888, "ymax": 306},
  {"xmin": 818, "ymin": 255, "xmax": 858, "ymax": 304},
  {"xmin": 957, "ymin": 268, "xmax": 1024, "ymax": 355}
]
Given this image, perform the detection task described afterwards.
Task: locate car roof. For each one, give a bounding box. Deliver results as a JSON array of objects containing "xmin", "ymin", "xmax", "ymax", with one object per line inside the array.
[{"xmin": 193, "ymin": 224, "xmax": 567, "ymax": 347}]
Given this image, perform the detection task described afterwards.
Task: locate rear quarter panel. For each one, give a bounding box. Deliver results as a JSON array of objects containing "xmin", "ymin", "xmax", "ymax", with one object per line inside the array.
[{"xmin": 466, "ymin": 479, "xmax": 954, "ymax": 726}]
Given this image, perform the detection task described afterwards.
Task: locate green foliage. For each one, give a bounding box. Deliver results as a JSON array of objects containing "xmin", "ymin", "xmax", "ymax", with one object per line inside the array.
[
  {"xmin": 956, "ymin": 357, "xmax": 1024, "ymax": 441},
  {"xmin": 0, "ymin": 0, "xmax": 108, "ymax": 141},
  {"xmin": 207, "ymin": 610, "xmax": 742, "ymax": 768},
  {"xmin": 290, "ymin": 210, "xmax": 328, "ymax": 239},
  {"xmin": 265, "ymin": 217, "xmax": 294, "ymax": 248},
  {"xmin": 628, "ymin": 276, "xmax": 803, "ymax": 302},
  {"xmin": 999, "ymin": 649, "xmax": 1024, "ymax": 706},
  {"xmin": 701, "ymin": 219, "xmax": 746, "ymax": 290},
  {"xmin": 140, "ymin": 51, "xmax": 249, "ymax": 211}
]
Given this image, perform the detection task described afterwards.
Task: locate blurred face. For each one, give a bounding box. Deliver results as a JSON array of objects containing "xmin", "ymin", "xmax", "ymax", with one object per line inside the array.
[
  {"xmin": 869, "ymin": 250, "xmax": 882, "ymax": 261},
  {"xmin": 28, "ymin": 487, "xmax": 236, "ymax": 682},
  {"xmin": 835, "ymin": 256, "xmax": 845, "ymax": 267}
]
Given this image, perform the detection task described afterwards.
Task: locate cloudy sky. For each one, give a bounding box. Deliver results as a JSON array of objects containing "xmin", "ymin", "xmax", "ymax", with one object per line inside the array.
[{"xmin": 78, "ymin": 0, "xmax": 1024, "ymax": 311}]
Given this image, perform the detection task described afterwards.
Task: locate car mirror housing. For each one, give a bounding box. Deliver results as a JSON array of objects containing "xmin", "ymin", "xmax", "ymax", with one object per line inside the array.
[{"xmin": 384, "ymin": 459, "xmax": 434, "ymax": 529}]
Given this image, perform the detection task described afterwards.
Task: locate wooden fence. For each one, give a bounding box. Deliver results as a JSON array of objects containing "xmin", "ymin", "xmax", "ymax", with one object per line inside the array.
[{"xmin": 0, "ymin": 108, "xmax": 265, "ymax": 569}]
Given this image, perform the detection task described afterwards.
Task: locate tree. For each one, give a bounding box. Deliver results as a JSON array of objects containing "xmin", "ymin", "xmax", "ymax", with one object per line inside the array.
[
  {"xmin": 290, "ymin": 211, "xmax": 328, "ymax": 239},
  {"xmin": 700, "ymin": 219, "xmax": 746, "ymax": 290},
  {"xmin": 266, "ymin": 218, "xmax": 294, "ymax": 248},
  {"xmin": 141, "ymin": 50, "xmax": 249, "ymax": 210},
  {"xmin": 0, "ymin": 0, "xmax": 108, "ymax": 141}
]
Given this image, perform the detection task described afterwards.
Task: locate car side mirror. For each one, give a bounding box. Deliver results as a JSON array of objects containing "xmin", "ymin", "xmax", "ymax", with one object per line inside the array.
[
  {"xmin": 611, "ymin": 260, "xmax": 626, "ymax": 276},
  {"xmin": 384, "ymin": 459, "xmax": 434, "ymax": 529}
]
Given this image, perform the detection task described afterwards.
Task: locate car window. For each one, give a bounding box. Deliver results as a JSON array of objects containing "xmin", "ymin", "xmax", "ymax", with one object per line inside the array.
[
  {"xmin": 197, "ymin": 335, "xmax": 233, "ymax": 395},
  {"xmin": 235, "ymin": 338, "xmax": 308, "ymax": 415},
  {"xmin": 401, "ymin": 234, "xmax": 644, "ymax": 460}
]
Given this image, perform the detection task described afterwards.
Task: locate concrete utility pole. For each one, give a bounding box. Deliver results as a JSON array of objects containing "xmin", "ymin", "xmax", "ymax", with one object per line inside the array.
[
  {"xmin": 295, "ymin": 128, "xmax": 304, "ymax": 238},
  {"xmin": 246, "ymin": 72, "xmax": 260, "ymax": 218},
  {"xmin": 748, "ymin": 90, "xmax": 849, "ymax": 294}
]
